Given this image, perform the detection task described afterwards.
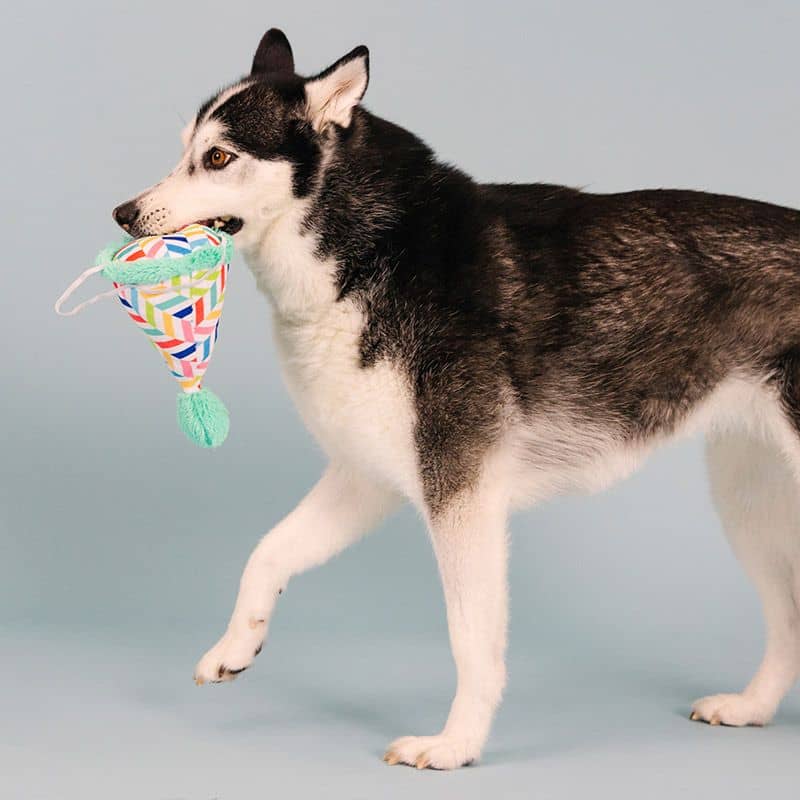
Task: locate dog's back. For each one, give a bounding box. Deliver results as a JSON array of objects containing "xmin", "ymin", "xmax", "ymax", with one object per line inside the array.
[{"xmin": 334, "ymin": 124, "xmax": 800, "ymax": 504}]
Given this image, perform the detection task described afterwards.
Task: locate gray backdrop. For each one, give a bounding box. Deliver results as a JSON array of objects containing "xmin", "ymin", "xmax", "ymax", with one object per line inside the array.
[{"xmin": 3, "ymin": 1, "xmax": 799, "ymax": 798}]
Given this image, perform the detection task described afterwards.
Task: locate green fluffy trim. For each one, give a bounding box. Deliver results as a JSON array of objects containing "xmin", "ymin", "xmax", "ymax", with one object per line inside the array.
[
  {"xmin": 96, "ymin": 232, "xmax": 233, "ymax": 285},
  {"xmin": 176, "ymin": 387, "xmax": 230, "ymax": 448}
]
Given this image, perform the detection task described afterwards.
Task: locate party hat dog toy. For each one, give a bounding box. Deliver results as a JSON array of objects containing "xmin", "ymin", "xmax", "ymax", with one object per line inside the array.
[{"xmin": 55, "ymin": 224, "xmax": 233, "ymax": 447}]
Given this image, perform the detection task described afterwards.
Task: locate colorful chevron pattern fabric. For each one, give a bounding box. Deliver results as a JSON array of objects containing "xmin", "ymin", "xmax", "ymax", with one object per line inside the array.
[{"xmin": 111, "ymin": 225, "xmax": 229, "ymax": 393}]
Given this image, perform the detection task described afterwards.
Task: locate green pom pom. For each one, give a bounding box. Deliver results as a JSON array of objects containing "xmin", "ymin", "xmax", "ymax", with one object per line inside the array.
[{"xmin": 177, "ymin": 387, "xmax": 229, "ymax": 448}]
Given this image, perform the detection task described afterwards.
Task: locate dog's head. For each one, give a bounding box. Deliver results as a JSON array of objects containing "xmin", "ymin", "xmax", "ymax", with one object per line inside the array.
[{"xmin": 112, "ymin": 29, "xmax": 368, "ymax": 249}]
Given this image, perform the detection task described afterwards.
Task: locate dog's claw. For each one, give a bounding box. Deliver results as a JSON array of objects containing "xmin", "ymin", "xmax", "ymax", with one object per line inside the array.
[
  {"xmin": 690, "ymin": 711, "xmax": 699, "ymax": 721},
  {"xmin": 383, "ymin": 734, "xmax": 478, "ymax": 769},
  {"xmin": 195, "ymin": 624, "xmax": 266, "ymax": 685},
  {"xmin": 194, "ymin": 676, "xmax": 204, "ymax": 686},
  {"xmin": 690, "ymin": 692, "xmax": 774, "ymax": 727}
]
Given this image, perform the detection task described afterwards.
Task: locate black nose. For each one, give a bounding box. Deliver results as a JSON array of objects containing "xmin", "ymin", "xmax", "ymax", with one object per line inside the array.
[{"xmin": 112, "ymin": 200, "xmax": 140, "ymax": 228}]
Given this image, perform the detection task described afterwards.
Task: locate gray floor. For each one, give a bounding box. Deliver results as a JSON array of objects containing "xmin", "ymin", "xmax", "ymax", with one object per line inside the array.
[{"xmin": 5, "ymin": 617, "xmax": 799, "ymax": 800}]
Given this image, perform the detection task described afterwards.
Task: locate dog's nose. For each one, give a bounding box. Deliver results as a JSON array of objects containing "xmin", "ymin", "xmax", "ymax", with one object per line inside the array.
[{"xmin": 112, "ymin": 200, "xmax": 140, "ymax": 229}]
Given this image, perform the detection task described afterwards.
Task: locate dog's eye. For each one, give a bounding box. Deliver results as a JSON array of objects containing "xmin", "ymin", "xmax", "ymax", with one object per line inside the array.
[{"xmin": 205, "ymin": 147, "xmax": 234, "ymax": 170}]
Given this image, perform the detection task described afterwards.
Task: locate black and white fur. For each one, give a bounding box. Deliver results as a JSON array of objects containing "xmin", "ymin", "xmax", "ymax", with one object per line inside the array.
[{"xmin": 113, "ymin": 29, "xmax": 800, "ymax": 769}]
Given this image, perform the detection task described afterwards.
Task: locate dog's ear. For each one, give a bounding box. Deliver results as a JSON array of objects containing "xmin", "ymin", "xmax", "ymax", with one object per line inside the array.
[
  {"xmin": 252, "ymin": 28, "xmax": 294, "ymax": 76},
  {"xmin": 304, "ymin": 46, "xmax": 369, "ymax": 132}
]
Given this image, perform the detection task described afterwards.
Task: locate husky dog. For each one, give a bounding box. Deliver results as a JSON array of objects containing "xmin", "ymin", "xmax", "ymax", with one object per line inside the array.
[{"xmin": 112, "ymin": 28, "xmax": 800, "ymax": 769}]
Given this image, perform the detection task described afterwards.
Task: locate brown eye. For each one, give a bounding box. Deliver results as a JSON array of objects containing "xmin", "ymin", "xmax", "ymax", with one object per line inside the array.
[{"xmin": 207, "ymin": 147, "xmax": 232, "ymax": 169}]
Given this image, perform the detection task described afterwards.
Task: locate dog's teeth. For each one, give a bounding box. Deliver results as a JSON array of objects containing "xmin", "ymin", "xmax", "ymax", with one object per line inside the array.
[{"xmin": 220, "ymin": 215, "xmax": 232, "ymax": 221}]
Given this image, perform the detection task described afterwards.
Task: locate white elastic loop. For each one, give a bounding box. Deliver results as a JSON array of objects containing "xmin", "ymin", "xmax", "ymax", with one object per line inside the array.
[{"xmin": 54, "ymin": 264, "xmax": 116, "ymax": 316}]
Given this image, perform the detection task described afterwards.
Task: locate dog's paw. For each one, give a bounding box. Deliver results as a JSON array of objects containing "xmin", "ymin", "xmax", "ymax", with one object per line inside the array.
[
  {"xmin": 383, "ymin": 734, "xmax": 479, "ymax": 770},
  {"xmin": 690, "ymin": 693, "xmax": 774, "ymax": 727},
  {"xmin": 193, "ymin": 620, "xmax": 266, "ymax": 685}
]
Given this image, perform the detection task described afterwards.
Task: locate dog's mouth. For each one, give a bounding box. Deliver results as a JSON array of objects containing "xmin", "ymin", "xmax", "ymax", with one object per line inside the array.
[
  {"xmin": 194, "ymin": 215, "xmax": 244, "ymax": 236},
  {"xmin": 119, "ymin": 215, "xmax": 244, "ymax": 238}
]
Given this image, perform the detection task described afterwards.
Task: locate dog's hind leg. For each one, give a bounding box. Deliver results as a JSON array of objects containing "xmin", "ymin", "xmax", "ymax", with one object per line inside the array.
[
  {"xmin": 693, "ymin": 424, "xmax": 800, "ymax": 725},
  {"xmin": 193, "ymin": 464, "xmax": 399, "ymax": 684},
  {"xmin": 384, "ymin": 473, "xmax": 509, "ymax": 769}
]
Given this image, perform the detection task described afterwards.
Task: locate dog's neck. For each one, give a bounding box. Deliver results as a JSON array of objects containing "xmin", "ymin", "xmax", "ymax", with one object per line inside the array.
[
  {"xmin": 242, "ymin": 110, "xmax": 442, "ymax": 323},
  {"xmin": 241, "ymin": 199, "xmax": 340, "ymax": 323}
]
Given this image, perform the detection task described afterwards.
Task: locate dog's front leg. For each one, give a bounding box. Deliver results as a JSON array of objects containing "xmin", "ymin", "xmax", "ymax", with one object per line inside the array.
[
  {"xmin": 385, "ymin": 480, "xmax": 509, "ymax": 769},
  {"xmin": 194, "ymin": 464, "xmax": 398, "ymax": 683}
]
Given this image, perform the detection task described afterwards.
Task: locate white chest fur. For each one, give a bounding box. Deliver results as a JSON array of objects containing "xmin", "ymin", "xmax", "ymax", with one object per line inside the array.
[
  {"xmin": 242, "ymin": 204, "xmax": 420, "ymax": 499},
  {"xmin": 271, "ymin": 303, "xmax": 420, "ymax": 497}
]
